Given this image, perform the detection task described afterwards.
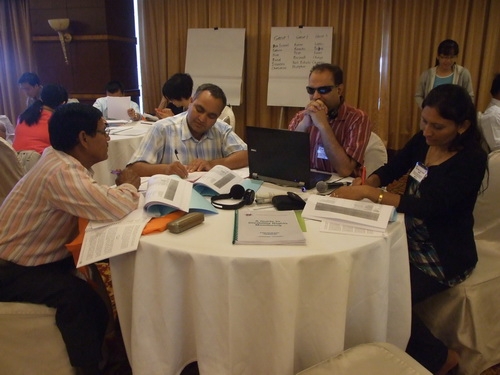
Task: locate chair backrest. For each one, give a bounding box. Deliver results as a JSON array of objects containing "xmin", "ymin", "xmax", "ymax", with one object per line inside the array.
[
  {"xmin": 478, "ymin": 109, "xmax": 500, "ymax": 152},
  {"xmin": 474, "ymin": 150, "xmax": 500, "ymax": 242},
  {"xmin": 0, "ymin": 138, "xmax": 24, "ymax": 205},
  {"xmin": 219, "ymin": 105, "xmax": 235, "ymax": 127},
  {"xmin": 364, "ymin": 132, "xmax": 388, "ymax": 175},
  {"xmin": 0, "ymin": 115, "xmax": 15, "ymax": 143},
  {"xmin": 17, "ymin": 150, "xmax": 41, "ymax": 174}
]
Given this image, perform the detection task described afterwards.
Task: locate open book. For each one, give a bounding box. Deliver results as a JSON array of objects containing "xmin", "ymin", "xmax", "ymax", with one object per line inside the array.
[
  {"xmin": 142, "ymin": 175, "xmax": 218, "ymax": 216},
  {"xmin": 144, "ymin": 174, "xmax": 193, "ymax": 216},
  {"xmin": 302, "ymin": 195, "xmax": 397, "ymax": 232},
  {"xmin": 232, "ymin": 209, "xmax": 306, "ymax": 245},
  {"xmin": 191, "ymin": 165, "xmax": 245, "ymax": 196}
]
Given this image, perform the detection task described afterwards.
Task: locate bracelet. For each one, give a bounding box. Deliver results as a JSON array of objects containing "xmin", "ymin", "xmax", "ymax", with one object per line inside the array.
[{"xmin": 377, "ymin": 190, "xmax": 384, "ymax": 204}]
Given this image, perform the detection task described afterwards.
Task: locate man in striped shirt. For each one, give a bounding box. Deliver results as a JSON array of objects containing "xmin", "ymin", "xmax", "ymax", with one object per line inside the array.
[
  {"xmin": 0, "ymin": 103, "xmax": 140, "ymax": 375},
  {"xmin": 288, "ymin": 63, "xmax": 372, "ymax": 177}
]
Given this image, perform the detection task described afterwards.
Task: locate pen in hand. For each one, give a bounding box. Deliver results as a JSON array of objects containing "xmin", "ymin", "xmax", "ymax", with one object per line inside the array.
[
  {"xmin": 361, "ymin": 165, "xmax": 366, "ymax": 185},
  {"xmin": 174, "ymin": 149, "xmax": 180, "ymax": 161}
]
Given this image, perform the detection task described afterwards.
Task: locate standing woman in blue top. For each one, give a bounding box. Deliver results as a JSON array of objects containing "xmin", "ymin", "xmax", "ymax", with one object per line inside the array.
[
  {"xmin": 415, "ymin": 39, "xmax": 474, "ymax": 107},
  {"xmin": 332, "ymin": 84, "xmax": 488, "ymax": 374}
]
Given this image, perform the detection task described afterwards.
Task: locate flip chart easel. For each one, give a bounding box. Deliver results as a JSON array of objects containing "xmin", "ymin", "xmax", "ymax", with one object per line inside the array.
[
  {"xmin": 267, "ymin": 26, "xmax": 333, "ymax": 111},
  {"xmin": 185, "ymin": 28, "xmax": 246, "ymax": 105}
]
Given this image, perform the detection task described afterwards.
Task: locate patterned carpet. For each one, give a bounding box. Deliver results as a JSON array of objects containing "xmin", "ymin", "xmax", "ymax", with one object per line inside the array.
[{"xmin": 96, "ymin": 263, "xmax": 500, "ymax": 375}]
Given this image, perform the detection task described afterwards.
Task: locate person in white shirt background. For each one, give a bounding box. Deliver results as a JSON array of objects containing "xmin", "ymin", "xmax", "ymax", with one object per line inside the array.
[
  {"xmin": 480, "ymin": 73, "xmax": 500, "ymax": 152},
  {"xmin": 92, "ymin": 80, "xmax": 142, "ymax": 121}
]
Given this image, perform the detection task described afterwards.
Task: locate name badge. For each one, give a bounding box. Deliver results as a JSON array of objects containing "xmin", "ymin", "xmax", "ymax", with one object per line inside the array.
[
  {"xmin": 316, "ymin": 145, "xmax": 328, "ymax": 160},
  {"xmin": 410, "ymin": 162, "xmax": 428, "ymax": 182}
]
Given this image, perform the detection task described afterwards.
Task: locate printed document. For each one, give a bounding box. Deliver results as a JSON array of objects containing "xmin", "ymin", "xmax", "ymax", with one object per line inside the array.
[
  {"xmin": 77, "ymin": 196, "xmax": 150, "ymax": 267},
  {"xmin": 232, "ymin": 209, "xmax": 306, "ymax": 245},
  {"xmin": 144, "ymin": 174, "xmax": 192, "ymax": 216},
  {"xmin": 192, "ymin": 165, "xmax": 245, "ymax": 196},
  {"xmin": 302, "ymin": 195, "xmax": 396, "ymax": 232}
]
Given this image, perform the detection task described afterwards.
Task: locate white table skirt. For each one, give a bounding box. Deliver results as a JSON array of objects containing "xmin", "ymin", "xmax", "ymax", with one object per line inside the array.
[
  {"xmin": 92, "ymin": 123, "xmax": 151, "ymax": 185},
  {"xmin": 111, "ymin": 202, "xmax": 411, "ymax": 375}
]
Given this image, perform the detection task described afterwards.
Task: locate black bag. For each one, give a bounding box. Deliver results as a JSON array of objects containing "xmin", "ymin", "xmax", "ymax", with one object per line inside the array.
[{"xmin": 272, "ymin": 192, "xmax": 306, "ymax": 211}]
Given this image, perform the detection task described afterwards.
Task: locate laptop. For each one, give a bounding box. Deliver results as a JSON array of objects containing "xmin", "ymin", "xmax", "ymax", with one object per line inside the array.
[{"xmin": 246, "ymin": 126, "xmax": 331, "ymax": 189}]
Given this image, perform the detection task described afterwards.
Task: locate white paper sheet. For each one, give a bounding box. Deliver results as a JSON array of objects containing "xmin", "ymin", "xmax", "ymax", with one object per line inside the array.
[
  {"xmin": 107, "ymin": 96, "xmax": 132, "ymax": 120},
  {"xmin": 302, "ymin": 194, "xmax": 396, "ymax": 232},
  {"xmin": 77, "ymin": 197, "xmax": 150, "ymax": 267}
]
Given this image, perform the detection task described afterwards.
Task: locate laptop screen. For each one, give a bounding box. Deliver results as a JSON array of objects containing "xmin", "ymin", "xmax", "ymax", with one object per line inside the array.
[{"xmin": 246, "ymin": 126, "xmax": 329, "ymax": 189}]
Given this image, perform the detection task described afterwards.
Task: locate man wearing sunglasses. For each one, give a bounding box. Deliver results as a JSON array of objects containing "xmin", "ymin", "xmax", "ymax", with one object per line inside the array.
[{"xmin": 288, "ymin": 63, "xmax": 372, "ymax": 177}]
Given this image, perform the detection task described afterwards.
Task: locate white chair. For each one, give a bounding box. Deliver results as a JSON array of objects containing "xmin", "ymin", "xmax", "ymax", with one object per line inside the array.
[
  {"xmin": 414, "ymin": 150, "xmax": 500, "ymax": 375},
  {"xmin": 0, "ymin": 263, "xmax": 112, "ymax": 374},
  {"xmin": 17, "ymin": 149, "xmax": 41, "ymax": 173},
  {"xmin": 219, "ymin": 105, "xmax": 235, "ymax": 127},
  {"xmin": 0, "ymin": 138, "xmax": 24, "ymax": 205},
  {"xmin": 0, "ymin": 302, "xmax": 76, "ymax": 375},
  {"xmin": 0, "ymin": 114, "xmax": 15, "ymax": 143},
  {"xmin": 364, "ymin": 132, "xmax": 388, "ymax": 175},
  {"xmin": 296, "ymin": 342, "xmax": 431, "ymax": 375}
]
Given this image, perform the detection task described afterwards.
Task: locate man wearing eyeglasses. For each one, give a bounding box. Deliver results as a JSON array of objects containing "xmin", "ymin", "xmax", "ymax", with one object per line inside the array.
[
  {"xmin": 288, "ymin": 63, "xmax": 372, "ymax": 177},
  {"xmin": 0, "ymin": 103, "xmax": 141, "ymax": 375}
]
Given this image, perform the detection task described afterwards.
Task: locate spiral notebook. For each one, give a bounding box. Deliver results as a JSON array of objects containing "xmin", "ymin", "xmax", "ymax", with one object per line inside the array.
[
  {"xmin": 232, "ymin": 209, "xmax": 306, "ymax": 245},
  {"xmin": 246, "ymin": 126, "xmax": 331, "ymax": 189}
]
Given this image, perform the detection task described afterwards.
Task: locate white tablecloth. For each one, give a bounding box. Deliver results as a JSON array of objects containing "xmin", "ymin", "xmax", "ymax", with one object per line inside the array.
[
  {"xmin": 92, "ymin": 123, "xmax": 151, "ymax": 185},
  {"xmin": 110, "ymin": 189, "xmax": 411, "ymax": 375}
]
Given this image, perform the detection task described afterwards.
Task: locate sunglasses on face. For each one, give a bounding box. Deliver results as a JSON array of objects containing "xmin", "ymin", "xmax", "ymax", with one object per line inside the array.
[{"xmin": 306, "ymin": 85, "xmax": 338, "ymax": 95}]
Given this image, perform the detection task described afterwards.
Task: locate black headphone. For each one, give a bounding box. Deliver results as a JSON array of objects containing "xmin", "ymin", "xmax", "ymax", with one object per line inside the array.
[{"xmin": 211, "ymin": 185, "xmax": 255, "ymax": 210}]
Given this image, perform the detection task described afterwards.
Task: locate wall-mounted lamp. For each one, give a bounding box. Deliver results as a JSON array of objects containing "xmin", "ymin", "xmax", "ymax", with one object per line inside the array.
[{"xmin": 48, "ymin": 18, "xmax": 72, "ymax": 64}]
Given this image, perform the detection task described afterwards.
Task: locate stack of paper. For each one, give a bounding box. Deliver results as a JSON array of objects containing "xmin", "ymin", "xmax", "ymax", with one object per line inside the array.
[{"xmin": 302, "ymin": 195, "xmax": 397, "ymax": 236}]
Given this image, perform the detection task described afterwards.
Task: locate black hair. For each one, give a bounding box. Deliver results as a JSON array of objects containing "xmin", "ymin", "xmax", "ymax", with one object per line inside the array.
[
  {"xmin": 434, "ymin": 39, "xmax": 459, "ymax": 66},
  {"xmin": 310, "ymin": 63, "xmax": 344, "ymax": 85},
  {"xmin": 162, "ymin": 73, "xmax": 193, "ymax": 101},
  {"xmin": 18, "ymin": 72, "xmax": 41, "ymax": 86},
  {"xmin": 490, "ymin": 73, "xmax": 500, "ymax": 97},
  {"xmin": 18, "ymin": 84, "xmax": 68, "ymax": 126},
  {"xmin": 193, "ymin": 83, "xmax": 227, "ymax": 108},
  {"xmin": 49, "ymin": 103, "xmax": 103, "ymax": 152},
  {"xmin": 105, "ymin": 80, "xmax": 124, "ymax": 94},
  {"xmin": 437, "ymin": 39, "xmax": 459, "ymax": 56},
  {"xmin": 422, "ymin": 84, "xmax": 480, "ymax": 152}
]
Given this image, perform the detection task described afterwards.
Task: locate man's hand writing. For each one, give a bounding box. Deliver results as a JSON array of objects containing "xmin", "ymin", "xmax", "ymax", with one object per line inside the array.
[{"xmin": 165, "ymin": 161, "xmax": 189, "ymax": 178}]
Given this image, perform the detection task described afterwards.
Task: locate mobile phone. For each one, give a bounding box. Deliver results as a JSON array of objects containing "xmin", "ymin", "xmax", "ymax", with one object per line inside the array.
[{"xmin": 168, "ymin": 212, "xmax": 204, "ymax": 234}]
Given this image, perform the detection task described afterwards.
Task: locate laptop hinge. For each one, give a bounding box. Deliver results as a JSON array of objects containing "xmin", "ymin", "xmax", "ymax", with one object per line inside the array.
[{"xmin": 251, "ymin": 173, "xmax": 305, "ymax": 188}]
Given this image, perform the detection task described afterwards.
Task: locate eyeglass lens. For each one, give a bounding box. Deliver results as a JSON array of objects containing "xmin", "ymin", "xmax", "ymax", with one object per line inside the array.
[{"xmin": 306, "ymin": 85, "xmax": 335, "ymax": 95}]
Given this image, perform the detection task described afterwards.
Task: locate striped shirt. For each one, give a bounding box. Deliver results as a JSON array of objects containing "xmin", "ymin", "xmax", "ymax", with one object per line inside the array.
[
  {"xmin": 0, "ymin": 147, "xmax": 140, "ymax": 266},
  {"xmin": 288, "ymin": 103, "xmax": 372, "ymax": 174},
  {"xmin": 127, "ymin": 112, "xmax": 247, "ymax": 167}
]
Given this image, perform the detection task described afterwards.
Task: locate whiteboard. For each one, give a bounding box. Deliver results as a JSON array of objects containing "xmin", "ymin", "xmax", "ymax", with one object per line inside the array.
[
  {"xmin": 185, "ymin": 28, "xmax": 245, "ymax": 105},
  {"xmin": 267, "ymin": 27, "xmax": 333, "ymax": 107}
]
